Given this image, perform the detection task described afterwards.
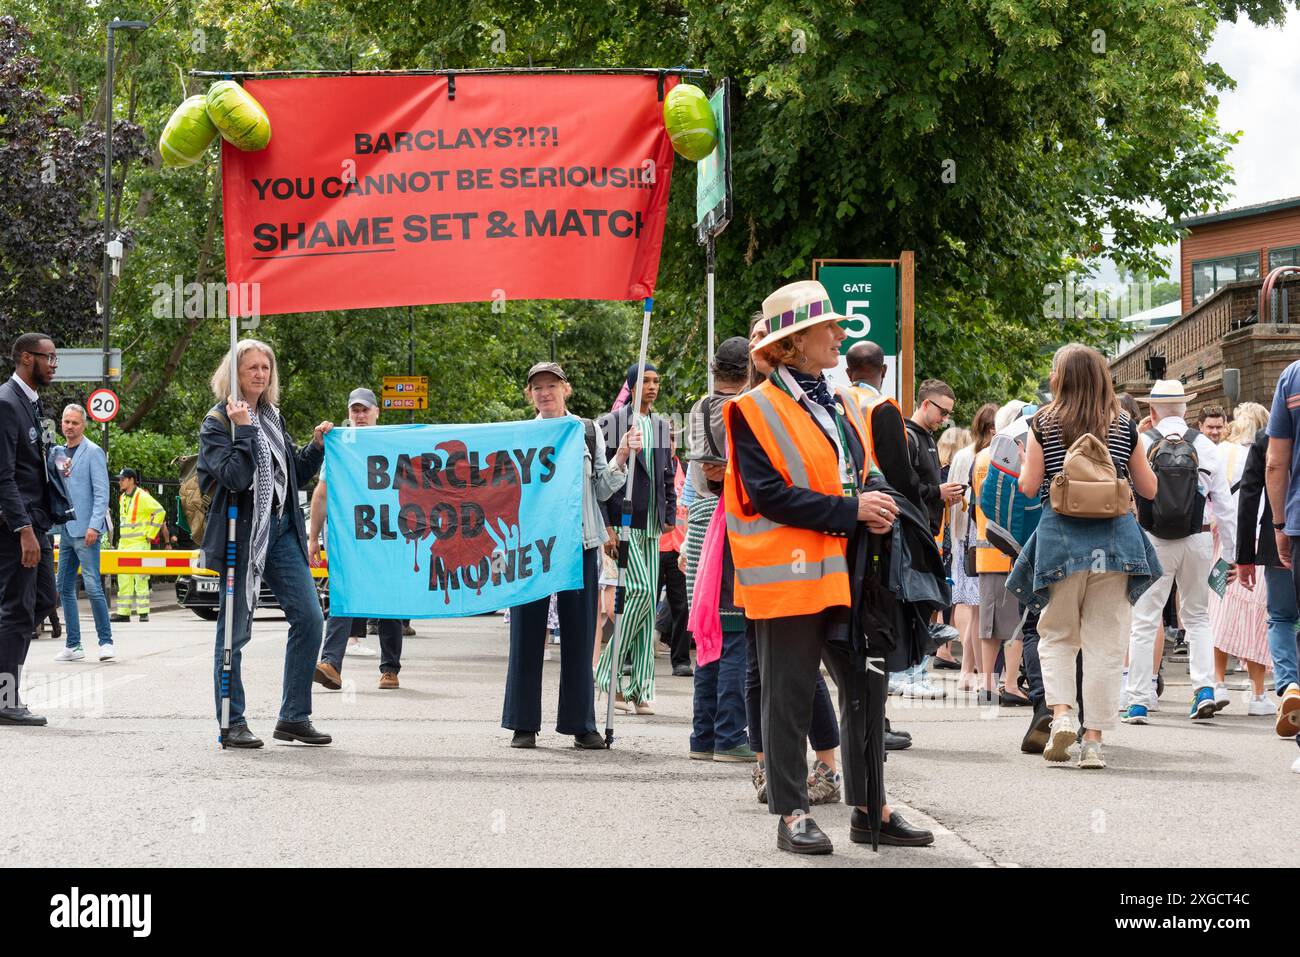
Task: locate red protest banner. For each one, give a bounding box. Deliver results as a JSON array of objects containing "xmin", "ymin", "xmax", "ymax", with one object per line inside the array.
[{"xmin": 220, "ymin": 73, "xmax": 680, "ymax": 316}]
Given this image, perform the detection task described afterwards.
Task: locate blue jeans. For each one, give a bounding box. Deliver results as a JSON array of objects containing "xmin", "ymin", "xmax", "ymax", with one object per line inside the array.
[
  {"xmin": 1266, "ymin": 565, "xmax": 1299, "ymax": 694},
  {"xmin": 691, "ymin": 626, "xmax": 748, "ymax": 753},
  {"xmin": 212, "ymin": 512, "xmax": 323, "ymax": 728},
  {"xmin": 57, "ymin": 535, "xmax": 112, "ymax": 647}
]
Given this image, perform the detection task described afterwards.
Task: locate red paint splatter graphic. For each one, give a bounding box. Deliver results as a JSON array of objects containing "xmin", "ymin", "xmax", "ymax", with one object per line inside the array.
[{"xmin": 396, "ymin": 440, "xmax": 522, "ymax": 604}]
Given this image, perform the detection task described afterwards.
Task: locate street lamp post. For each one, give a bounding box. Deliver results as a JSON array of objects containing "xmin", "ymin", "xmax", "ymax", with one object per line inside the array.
[{"xmin": 100, "ymin": 18, "xmax": 148, "ymax": 457}]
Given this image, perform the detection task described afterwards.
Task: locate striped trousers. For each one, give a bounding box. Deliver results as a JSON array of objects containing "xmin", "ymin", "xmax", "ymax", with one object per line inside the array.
[{"xmin": 595, "ymin": 526, "xmax": 660, "ymax": 705}]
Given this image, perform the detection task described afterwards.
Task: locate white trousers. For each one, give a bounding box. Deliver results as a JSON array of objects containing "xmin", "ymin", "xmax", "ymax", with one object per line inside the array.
[{"xmin": 1125, "ymin": 531, "xmax": 1215, "ymax": 702}]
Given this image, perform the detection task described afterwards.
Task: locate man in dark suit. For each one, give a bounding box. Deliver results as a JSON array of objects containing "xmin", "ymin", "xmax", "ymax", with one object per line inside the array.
[{"xmin": 0, "ymin": 333, "xmax": 61, "ymax": 725}]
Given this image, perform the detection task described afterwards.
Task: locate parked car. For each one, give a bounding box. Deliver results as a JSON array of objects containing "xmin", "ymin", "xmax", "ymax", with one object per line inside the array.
[{"xmin": 176, "ymin": 570, "xmax": 329, "ymax": 621}]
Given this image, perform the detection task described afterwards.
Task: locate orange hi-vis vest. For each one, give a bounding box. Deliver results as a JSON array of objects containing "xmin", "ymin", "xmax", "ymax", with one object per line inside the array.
[
  {"xmin": 846, "ymin": 383, "xmax": 904, "ymax": 465},
  {"xmin": 723, "ymin": 379, "xmax": 874, "ymax": 620}
]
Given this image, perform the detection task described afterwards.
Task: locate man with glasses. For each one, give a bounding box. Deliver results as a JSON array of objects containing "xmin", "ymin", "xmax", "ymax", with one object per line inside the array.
[
  {"xmin": 905, "ymin": 379, "xmax": 964, "ymax": 536},
  {"xmin": 0, "ymin": 333, "xmax": 61, "ymax": 725}
]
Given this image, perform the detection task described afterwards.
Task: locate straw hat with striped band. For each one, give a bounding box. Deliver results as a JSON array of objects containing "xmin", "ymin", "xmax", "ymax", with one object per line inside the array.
[{"xmin": 751, "ymin": 280, "xmax": 846, "ymax": 352}]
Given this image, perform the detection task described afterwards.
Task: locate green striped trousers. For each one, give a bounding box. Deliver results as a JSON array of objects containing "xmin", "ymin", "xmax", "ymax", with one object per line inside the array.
[{"xmin": 595, "ymin": 526, "xmax": 660, "ymax": 705}]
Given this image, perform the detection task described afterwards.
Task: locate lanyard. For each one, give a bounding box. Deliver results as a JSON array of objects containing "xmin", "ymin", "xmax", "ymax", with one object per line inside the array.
[{"xmin": 771, "ymin": 366, "xmax": 858, "ymax": 497}]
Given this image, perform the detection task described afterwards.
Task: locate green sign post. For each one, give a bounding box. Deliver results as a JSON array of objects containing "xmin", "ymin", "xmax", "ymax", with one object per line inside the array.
[
  {"xmin": 815, "ymin": 263, "xmax": 901, "ymax": 400},
  {"xmin": 694, "ymin": 80, "xmax": 731, "ymax": 235}
]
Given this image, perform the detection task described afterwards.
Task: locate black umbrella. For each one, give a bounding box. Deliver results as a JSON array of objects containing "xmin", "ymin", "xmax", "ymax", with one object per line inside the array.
[{"xmin": 852, "ymin": 530, "xmax": 897, "ymax": 852}]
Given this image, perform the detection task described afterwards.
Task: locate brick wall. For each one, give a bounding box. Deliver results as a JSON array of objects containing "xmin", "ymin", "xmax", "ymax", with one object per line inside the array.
[{"xmin": 1112, "ymin": 274, "xmax": 1300, "ymax": 415}]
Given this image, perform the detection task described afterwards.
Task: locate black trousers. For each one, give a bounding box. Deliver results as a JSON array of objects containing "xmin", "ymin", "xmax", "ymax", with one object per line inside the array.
[
  {"xmin": 756, "ymin": 611, "xmax": 874, "ymax": 817},
  {"xmin": 0, "ymin": 528, "xmax": 56, "ymax": 709},
  {"xmin": 745, "ymin": 620, "xmax": 840, "ymax": 754},
  {"xmin": 502, "ymin": 547, "xmax": 598, "ymax": 735},
  {"xmin": 658, "ymin": 549, "xmax": 690, "ymax": 668}
]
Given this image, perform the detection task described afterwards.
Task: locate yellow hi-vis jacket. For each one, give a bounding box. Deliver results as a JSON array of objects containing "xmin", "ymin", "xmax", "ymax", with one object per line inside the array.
[{"xmin": 118, "ymin": 486, "xmax": 166, "ymax": 547}]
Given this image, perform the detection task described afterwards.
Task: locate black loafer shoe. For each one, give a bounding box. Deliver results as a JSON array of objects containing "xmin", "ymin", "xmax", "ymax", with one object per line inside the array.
[
  {"xmin": 0, "ymin": 706, "xmax": 47, "ymax": 726},
  {"xmin": 272, "ymin": 720, "xmax": 331, "ymax": 745},
  {"xmin": 884, "ymin": 718, "xmax": 911, "ymax": 740},
  {"xmin": 932, "ymin": 657, "xmax": 960, "ymax": 670},
  {"xmin": 777, "ymin": 815, "xmax": 833, "ymax": 855},
  {"xmin": 876, "ymin": 810, "xmax": 934, "ymax": 847},
  {"xmin": 999, "ymin": 690, "xmax": 1032, "ymax": 707},
  {"xmin": 1021, "ymin": 703, "xmax": 1051, "ymax": 754},
  {"xmin": 884, "ymin": 729, "xmax": 912, "ymax": 751},
  {"xmin": 672, "ymin": 664, "xmax": 694, "ymax": 677},
  {"xmin": 511, "ymin": 731, "xmax": 537, "ymax": 749},
  {"xmin": 573, "ymin": 732, "xmax": 606, "ymax": 750},
  {"xmin": 223, "ymin": 725, "xmax": 263, "ymax": 749}
]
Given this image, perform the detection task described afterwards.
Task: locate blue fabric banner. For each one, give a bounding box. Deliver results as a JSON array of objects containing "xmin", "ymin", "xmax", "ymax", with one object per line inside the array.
[{"xmin": 324, "ymin": 419, "xmax": 584, "ymax": 618}]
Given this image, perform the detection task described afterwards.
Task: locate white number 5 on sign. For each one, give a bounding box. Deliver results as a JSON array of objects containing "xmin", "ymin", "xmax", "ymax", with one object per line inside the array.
[{"xmin": 841, "ymin": 300, "xmax": 871, "ymax": 339}]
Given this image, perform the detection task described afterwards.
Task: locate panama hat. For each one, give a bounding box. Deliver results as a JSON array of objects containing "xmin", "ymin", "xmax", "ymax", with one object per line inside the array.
[
  {"xmin": 1139, "ymin": 379, "xmax": 1198, "ymax": 404},
  {"xmin": 752, "ymin": 280, "xmax": 845, "ymax": 352}
]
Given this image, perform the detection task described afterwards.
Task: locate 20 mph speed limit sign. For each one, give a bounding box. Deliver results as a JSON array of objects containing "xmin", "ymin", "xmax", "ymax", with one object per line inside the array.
[{"xmin": 86, "ymin": 388, "xmax": 120, "ymax": 423}]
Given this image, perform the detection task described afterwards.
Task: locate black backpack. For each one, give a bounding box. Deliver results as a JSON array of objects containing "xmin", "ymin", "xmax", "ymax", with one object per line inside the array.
[{"xmin": 1137, "ymin": 427, "xmax": 1206, "ymax": 539}]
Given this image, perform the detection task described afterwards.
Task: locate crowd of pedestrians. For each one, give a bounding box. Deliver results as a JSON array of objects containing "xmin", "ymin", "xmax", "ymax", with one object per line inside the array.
[{"xmin": 7, "ymin": 308, "xmax": 1300, "ymax": 854}]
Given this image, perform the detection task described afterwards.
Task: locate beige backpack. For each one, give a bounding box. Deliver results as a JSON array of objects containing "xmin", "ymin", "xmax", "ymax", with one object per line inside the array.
[{"xmin": 1049, "ymin": 432, "xmax": 1132, "ymax": 519}]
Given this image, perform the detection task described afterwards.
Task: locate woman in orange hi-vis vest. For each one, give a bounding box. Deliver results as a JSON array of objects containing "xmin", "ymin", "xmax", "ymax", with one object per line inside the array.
[{"xmin": 724, "ymin": 280, "xmax": 933, "ymax": 857}]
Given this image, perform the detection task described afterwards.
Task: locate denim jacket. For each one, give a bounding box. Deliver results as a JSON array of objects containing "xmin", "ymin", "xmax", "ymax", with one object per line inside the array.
[{"xmin": 1007, "ymin": 502, "xmax": 1163, "ymax": 613}]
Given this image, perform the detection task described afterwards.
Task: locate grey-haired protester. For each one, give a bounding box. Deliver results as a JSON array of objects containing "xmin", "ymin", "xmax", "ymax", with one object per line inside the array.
[{"xmin": 197, "ymin": 338, "xmax": 334, "ymax": 749}]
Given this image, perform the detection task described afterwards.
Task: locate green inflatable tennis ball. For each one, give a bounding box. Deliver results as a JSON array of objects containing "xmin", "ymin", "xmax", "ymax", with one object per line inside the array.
[
  {"xmin": 159, "ymin": 95, "xmax": 219, "ymax": 168},
  {"xmin": 663, "ymin": 83, "xmax": 717, "ymax": 162},
  {"xmin": 205, "ymin": 80, "xmax": 271, "ymax": 152}
]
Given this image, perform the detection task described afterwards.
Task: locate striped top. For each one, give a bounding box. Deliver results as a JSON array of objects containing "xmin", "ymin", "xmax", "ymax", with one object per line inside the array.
[{"xmin": 1032, "ymin": 411, "xmax": 1138, "ymax": 502}]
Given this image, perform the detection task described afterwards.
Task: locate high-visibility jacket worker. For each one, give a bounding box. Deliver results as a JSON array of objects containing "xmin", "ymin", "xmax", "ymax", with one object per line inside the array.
[
  {"xmin": 722, "ymin": 280, "xmax": 932, "ymax": 855},
  {"xmin": 113, "ymin": 467, "xmax": 166, "ymax": 621}
]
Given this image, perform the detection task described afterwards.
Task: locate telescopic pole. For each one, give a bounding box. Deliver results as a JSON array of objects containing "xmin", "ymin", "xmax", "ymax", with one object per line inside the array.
[
  {"xmin": 603, "ymin": 297, "xmax": 654, "ymax": 748},
  {"xmin": 706, "ymin": 236, "xmax": 716, "ymax": 395},
  {"xmin": 219, "ymin": 310, "xmax": 238, "ymax": 748}
]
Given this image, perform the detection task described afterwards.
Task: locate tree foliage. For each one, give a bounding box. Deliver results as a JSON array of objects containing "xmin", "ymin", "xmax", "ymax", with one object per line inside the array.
[{"xmin": 3, "ymin": 0, "xmax": 1295, "ymax": 446}]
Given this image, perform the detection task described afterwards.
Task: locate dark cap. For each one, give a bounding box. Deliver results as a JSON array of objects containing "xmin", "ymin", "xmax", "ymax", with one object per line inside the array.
[
  {"xmin": 527, "ymin": 361, "xmax": 568, "ymax": 383},
  {"xmin": 347, "ymin": 387, "xmax": 378, "ymax": 409},
  {"xmin": 713, "ymin": 337, "xmax": 750, "ymax": 378},
  {"xmin": 117, "ymin": 467, "xmax": 138, "ymax": 481}
]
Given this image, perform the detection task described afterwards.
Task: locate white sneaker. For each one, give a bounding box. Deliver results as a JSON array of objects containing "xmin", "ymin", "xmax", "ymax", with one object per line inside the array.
[
  {"xmin": 54, "ymin": 645, "xmax": 85, "ymax": 662},
  {"xmin": 1043, "ymin": 713, "xmax": 1077, "ymax": 763},
  {"xmin": 1292, "ymin": 754, "xmax": 1300, "ymax": 774},
  {"xmin": 346, "ymin": 640, "xmax": 377, "ymax": 657},
  {"xmin": 1248, "ymin": 694, "xmax": 1277, "ymax": 717},
  {"xmin": 98, "ymin": 642, "xmax": 115, "ymax": 661},
  {"xmin": 1214, "ymin": 683, "xmax": 1231, "ymax": 711},
  {"xmin": 901, "ymin": 678, "xmax": 946, "ymax": 699}
]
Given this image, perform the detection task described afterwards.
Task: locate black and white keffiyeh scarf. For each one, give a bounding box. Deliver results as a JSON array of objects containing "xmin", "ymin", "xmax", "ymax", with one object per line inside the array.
[{"xmin": 246, "ymin": 404, "xmax": 288, "ymax": 612}]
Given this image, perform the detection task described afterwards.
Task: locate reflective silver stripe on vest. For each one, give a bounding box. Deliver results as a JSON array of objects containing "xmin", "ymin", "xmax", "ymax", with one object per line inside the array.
[
  {"xmin": 835, "ymin": 387, "xmax": 874, "ymax": 475},
  {"xmin": 748, "ymin": 389, "xmax": 811, "ymax": 488},
  {"xmin": 734, "ymin": 554, "xmax": 850, "ymax": 586},
  {"xmin": 725, "ymin": 511, "xmax": 785, "ymax": 537}
]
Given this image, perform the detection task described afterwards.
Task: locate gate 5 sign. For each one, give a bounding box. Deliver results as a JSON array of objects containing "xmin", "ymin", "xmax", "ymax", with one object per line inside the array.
[
  {"xmin": 86, "ymin": 388, "xmax": 121, "ymax": 423},
  {"xmin": 814, "ymin": 264, "xmax": 899, "ymax": 400}
]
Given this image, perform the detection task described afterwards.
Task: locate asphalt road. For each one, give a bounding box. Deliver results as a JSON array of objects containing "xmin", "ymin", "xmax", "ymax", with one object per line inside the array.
[{"xmin": 4, "ymin": 602, "xmax": 1296, "ymax": 867}]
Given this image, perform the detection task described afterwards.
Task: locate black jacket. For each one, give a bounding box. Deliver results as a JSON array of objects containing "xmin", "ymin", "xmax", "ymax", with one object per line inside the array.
[
  {"xmin": 0, "ymin": 376, "xmax": 69, "ymax": 533},
  {"xmin": 868, "ymin": 400, "xmax": 924, "ymax": 516},
  {"xmin": 1236, "ymin": 429, "xmax": 1277, "ymax": 567},
  {"xmin": 597, "ymin": 405, "xmax": 677, "ymax": 532},
  {"xmin": 195, "ymin": 402, "xmax": 324, "ymax": 574},
  {"xmin": 904, "ymin": 418, "xmax": 944, "ymax": 535}
]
